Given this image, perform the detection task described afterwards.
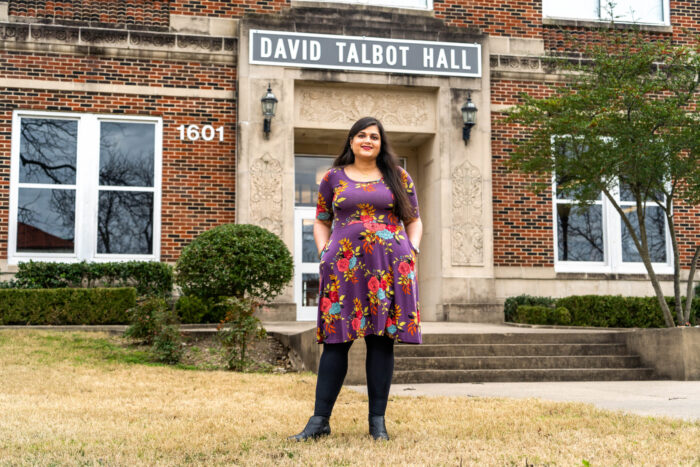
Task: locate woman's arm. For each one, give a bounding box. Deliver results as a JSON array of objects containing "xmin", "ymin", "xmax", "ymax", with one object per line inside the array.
[
  {"xmin": 405, "ymin": 218, "xmax": 422, "ymax": 251},
  {"xmin": 314, "ymin": 218, "xmax": 332, "ymax": 257}
]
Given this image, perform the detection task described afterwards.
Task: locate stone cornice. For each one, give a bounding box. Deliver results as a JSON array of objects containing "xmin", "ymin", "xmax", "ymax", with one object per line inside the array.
[{"xmin": 0, "ymin": 22, "xmax": 236, "ymax": 63}]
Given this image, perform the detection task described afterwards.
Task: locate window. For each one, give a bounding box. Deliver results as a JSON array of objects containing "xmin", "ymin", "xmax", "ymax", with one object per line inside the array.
[
  {"xmin": 543, "ymin": 0, "xmax": 669, "ymax": 25},
  {"xmin": 553, "ymin": 165, "xmax": 671, "ymax": 275},
  {"xmin": 9, "ymin": 111, "xmax": 163, "ymax": 264},
  {"xmin": 294, "ymin": 0, "xmax": 432, "ymax": 10}
]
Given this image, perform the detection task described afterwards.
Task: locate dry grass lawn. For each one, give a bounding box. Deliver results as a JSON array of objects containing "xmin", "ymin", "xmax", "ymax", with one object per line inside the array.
[{"xmin": 0, "ymin": 330, "xmax": 698, "ymax": 466}]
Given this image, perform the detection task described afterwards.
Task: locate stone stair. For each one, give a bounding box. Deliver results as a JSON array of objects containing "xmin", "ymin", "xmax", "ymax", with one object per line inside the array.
[{"xmin": 393, "ymin": 331, "xmax": 657, "ymax": 383}]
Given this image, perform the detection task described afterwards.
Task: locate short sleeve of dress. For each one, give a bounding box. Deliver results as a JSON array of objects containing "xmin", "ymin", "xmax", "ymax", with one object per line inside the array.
[
  {"xmin": 401, "ymin": 167, "xmax": 420, "ymax": 223},
  {"xmin": 315, "ymin": 169, "xmax": 334, "ymax": 222}
]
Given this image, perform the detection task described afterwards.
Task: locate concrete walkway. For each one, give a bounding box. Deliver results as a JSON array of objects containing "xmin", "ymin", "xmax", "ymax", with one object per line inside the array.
[{"xmin": 346, "ymin": 381, "xmax": 700, "ymax": 422}]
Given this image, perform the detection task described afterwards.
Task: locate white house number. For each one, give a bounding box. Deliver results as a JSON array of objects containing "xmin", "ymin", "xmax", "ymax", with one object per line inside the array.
[{"xmin": 178, "ymin": 124, "xmax": 224, "ymax": 141}]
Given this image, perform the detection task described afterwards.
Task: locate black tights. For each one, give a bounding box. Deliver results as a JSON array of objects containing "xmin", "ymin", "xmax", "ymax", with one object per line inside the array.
[{"xmin": 313, "ymin": 334, "xmax": 395, "ymax": 418}]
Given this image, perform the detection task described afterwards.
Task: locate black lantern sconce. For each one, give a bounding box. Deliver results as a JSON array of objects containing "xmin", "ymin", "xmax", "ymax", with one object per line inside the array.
[
  {"xmin": 261, "ymin": 83, "xmax": 278, "ymax": 139},
  {"xmin": 461, "ymin": 92, "xmax": 478, "ymax": 144}
]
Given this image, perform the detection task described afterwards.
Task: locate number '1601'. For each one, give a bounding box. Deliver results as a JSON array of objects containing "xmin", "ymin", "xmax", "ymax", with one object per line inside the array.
[{"xmin": 178, "ymin": 124, "xmax": 224, "ymax": 141}]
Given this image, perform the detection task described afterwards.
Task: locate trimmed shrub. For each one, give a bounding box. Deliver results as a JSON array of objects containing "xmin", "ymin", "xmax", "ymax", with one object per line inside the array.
[
  {"xmin": 175, "ymin": 224, "xmax": 293, "ymax": 303},
  {"xmin": 11, "ymin": 260, "xmax": 173, "ymax": 297},
  {"xmin": 507, "ymin": 294, "xmax": 699, "ymax": 327},
  {"xmin": 514, "ymin": 305, "xmax": 571, "ymax": 325},
  {"xmin": 0, "ymin": 288, "xmax": 136, "ymax": 325},
  {"xmin": 503, "ymin": 294, "xmax": 556, "ymax": 322}
]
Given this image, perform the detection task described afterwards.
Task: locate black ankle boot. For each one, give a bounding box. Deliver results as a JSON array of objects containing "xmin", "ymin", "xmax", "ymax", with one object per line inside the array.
[
  {"xmin": 368, "ymin": 415, "xmax": 390, "ymax": 440},
  {"xmin": 287, "ymin": 415, "xmax": 331, "ymax": 441}
]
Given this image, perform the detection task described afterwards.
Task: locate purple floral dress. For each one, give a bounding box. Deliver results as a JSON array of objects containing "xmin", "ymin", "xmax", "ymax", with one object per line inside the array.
[{"xmin": 315, "ymin": 166, "xmax": 422, "ymax": 345}]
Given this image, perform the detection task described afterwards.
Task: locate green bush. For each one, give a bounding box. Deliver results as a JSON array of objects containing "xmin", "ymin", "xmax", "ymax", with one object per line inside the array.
[
  {"xmin": 10, "ymin": 260, "xmax": 173, "ymax": 297},
  {"xmin": 151, "ymin": 325, "xmax": 183, "ymax": 365},
  {"xmin": 217, "ymin": 297, "xmax": 267, "ymax": 371},
  {"xmin": 175, "ymin": 295, "xmax": 226, "ymax": 324},
  {"xmin": 175, "ymin": 224, "xmax": 293, "ymax": 303},
  {"xmin": 514, "ymin": 305, "xmax": 571, "ymax": 325},
  {"xmin": 507, "ymin": 294, "xmax": 699, "ymax": 327},
  {"xmin": 124, "ymin": 297, "xmax": 177, "ymax": 344},
  {"xmin": 0, "ymin": 288, "xmax": 136, "ymax": 325},
  {"xmin": 503, "ymin": 294, "xmax": 556, "ymax": 322}
]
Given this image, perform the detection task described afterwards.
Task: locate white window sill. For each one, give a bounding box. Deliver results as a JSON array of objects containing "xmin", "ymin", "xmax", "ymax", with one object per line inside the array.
[
  {"xmin": 542, "ymin": 17, "xmax": 672, "ymax": 33},
  {"xmin": 290, "ymin": 0, "xmax": 434, "ymax": 14}
]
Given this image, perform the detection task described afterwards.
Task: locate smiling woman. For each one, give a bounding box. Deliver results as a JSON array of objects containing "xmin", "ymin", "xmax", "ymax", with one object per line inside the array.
[{"xmin": 289, "ymin": 116, "xmax": 423, "ymax": 442}]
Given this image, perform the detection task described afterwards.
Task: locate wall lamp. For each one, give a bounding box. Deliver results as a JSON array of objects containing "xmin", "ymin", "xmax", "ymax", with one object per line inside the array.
[
  {"xmin": 461, "ymin": 92, "xmax": 478, "ymax": 144},
  {"xmin": 261, "ymin": 83, "xmax": 278, "ymax": 139}
]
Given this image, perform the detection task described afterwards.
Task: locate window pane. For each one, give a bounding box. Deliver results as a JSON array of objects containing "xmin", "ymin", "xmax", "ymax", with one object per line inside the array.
[
  {"xmin": 294, "ymin": 156, "xmax": 335, "ymax": 207},
  {"xmin": 557, "ymin": 203, "xmax": 604, "ymax": 261},
  {"xmin": 619, "ymin": 182, "xmax": 664, "ymax": 203},
  {"xmin": 302, "ymin": 273, "xmax": 320, "ymax": 307},
  {"xmin": 621, "ymin": 206, "xmax": 666, "ymax": 262},
  {"xmin": 604, "ymin": 0, "xmax": 663, "ymax": 23},
  {"xmin": 543, "ymin": 0, "xmax": 599, "ymax": 20},
  {"xmin": 19, "ymin": 118, "xmax": 77, "ymax": 185},
  {"xmin": 100, "ymin": 122, "xmax": 155, "ymax": 187},
  {"xmin": 97, "ymin": 191, "xmax": 153, "ymax": 254},
  {"xmin": 302, "ymin": 218, "xmax": 318, "ymax": 263},
  {"xmin": 17, "ymin": 188, "xmax": 75, "ymax": 253}
]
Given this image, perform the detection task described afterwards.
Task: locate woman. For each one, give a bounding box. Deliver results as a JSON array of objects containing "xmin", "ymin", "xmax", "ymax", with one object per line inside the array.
[{"xmin": 288, "ymin": 117, "xmax": 423, "ymax": 442}]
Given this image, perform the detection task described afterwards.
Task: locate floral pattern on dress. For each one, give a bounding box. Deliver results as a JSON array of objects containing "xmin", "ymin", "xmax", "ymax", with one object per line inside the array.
[{"xmin": 316, "ymin": 166, "xmax": 422, "ymax": 345}]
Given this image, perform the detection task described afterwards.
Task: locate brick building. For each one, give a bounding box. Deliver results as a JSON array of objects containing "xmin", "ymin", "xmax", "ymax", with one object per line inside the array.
[{"xmin": 1, "ymin": 0, "xmax": 698, "ymax": 321}]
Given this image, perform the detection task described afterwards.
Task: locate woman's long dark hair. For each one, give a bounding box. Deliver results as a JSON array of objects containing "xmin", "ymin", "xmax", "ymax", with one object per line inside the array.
[{"xmin": 332, "ymin": 116, "xmax": 414, "ymax": 223}]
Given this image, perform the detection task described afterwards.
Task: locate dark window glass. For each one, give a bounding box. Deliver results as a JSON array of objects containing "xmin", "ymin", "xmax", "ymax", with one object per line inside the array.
[
  {"xmin": 302, "ymin": 218, "xmax": 317, "ymax": 263},
  {"xmin": 19, "ymin": 119, "xmax": 77, "ymax": 185},
  {"xmin": 99, "ymin": 122, "xmax": 155, "ymax": 187},
  {"xmin": 619, "ymin": 182, "xmax": 664, "ymax": 203},
  {"xmin": 621, "ymin": 206, "xmax": 667, "ymax": 262},
  {"xmin": 557, "ymin": 204, "xmax": 604, "ymax": 262},
  {"xmin": 294, "ymin": 156, "xmax": 335, "ymax": 207},
  {"xmin": 17, "ymin": 188, "xmax": 75, "ymax": 253},
  {"xmin": 302, "ymin": 273, "xmax": 319, "ymax": 307},
  {"xmin": 97, "ymin": 191, "xmax": 153, "ymax": 254}
]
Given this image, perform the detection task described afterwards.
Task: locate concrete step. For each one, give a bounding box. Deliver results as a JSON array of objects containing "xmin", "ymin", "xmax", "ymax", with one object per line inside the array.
[
  {"xmin": 394, "ymin": 343, "xmax": 629, "ymax": 357},
  {"xmin": 392, "ymin": 368, "xmax": 656, "ymax": 383},
  {"xmin": 394, "ymin": 355, "xmax": 642, "ymax": 371},
  {"xmin": 419, "ymin": 332, "xmax": 626, "ymax": 345}
]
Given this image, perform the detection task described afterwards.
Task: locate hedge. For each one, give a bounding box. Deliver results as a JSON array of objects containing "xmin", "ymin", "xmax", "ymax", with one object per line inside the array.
[
  {"xmin": 0, "ymin": 288, "xmax": 137, "ymax": 325},
  {"xmin": 8, "ymin": 261, "xmax": 173, "ymax": 297},
  {"xmin": 508, "ymin": 294, "xmax": 699, "ymax": 327}
]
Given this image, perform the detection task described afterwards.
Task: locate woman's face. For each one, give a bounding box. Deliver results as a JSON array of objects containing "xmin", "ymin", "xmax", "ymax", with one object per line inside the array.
[{"xmin": 350, "ymin": 124, "xmax": 381, "ymax": 161}]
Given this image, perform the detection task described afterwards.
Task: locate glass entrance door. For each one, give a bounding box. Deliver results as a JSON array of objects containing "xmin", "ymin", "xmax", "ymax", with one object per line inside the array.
[{"xmin": 294, "ymin": 155, "xmax": 334, "ymax": 321}]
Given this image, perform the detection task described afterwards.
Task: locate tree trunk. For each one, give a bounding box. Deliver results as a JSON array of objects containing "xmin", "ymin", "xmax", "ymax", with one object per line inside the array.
[
  {"xmin": 605, "ymin": 190, "xmax": 675, "ymax": 327},
  {"xmin": 666, "ymin": 209, "xmax": 683, "ymax": 324},
  {"xmin": 684, "ymin": 245, "xmax": 700, "ymax": 324}
]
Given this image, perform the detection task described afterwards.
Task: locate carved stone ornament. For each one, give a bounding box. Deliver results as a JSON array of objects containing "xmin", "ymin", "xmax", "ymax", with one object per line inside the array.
[
  {"xmin": 30, "ymin": 25, "xmax": 79, "ymax": 43},
  {"xmin": 177, "ymin": 35, "xmax": 222, "ymax": 51},
  {"xmin": 249, "ymin": 153, "xmax": 284, "ymax": 236},
  {"xmin": 491, "ymin": 55, "xmax": 544, "ymax": 73},
  {"xmin": 0, "ymin": 24, "xmax": 29, "ymax": 41},
  {"xmin": 296, "ymin": 87, "xmax": 434, "ymax": 130},
  {"xmin": 130, "ymin": 32, "xmax": 175, "ymax": 48},
  {"xmin": 451, "ymin": 160, "xmax": 484, "ymax": 265},
  {"xmin": 80, "ymin": 28, "xmax": 128, "ymax": 44}
]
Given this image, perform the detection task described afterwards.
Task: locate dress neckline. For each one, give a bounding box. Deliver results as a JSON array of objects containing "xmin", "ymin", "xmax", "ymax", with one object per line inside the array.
[{"xmin": 341, "ymin": 166, "xmax": 384, "ymax": 184}]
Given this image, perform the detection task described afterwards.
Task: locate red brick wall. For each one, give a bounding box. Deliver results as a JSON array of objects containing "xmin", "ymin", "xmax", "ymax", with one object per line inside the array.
[
  {"xmin": 8, "ymin": 0, "xmax": 170, "ymax": 29},
  {"xmin": 169, "ymin": 0, "xmax": 289, "ymax": 17},
  {"xmin": 433, "ymin": 0, "xmax": 541, "ymax": 37},
  {"xmin": 0, "ymin": 53, "xmax": 236, "ymax": 262},
  {"xmin": 490, "ymin": 78, "xmax": 700, "ymax": 269},
  {"xmin": 0, "ymin": 51, "xmax": 234, "ymax": 89}
]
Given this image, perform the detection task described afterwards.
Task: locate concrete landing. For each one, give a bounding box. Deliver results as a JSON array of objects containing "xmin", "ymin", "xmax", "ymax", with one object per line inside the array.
[{"xmin": 346, "ymin": 381, "xmax": 700, "ymax": 422}]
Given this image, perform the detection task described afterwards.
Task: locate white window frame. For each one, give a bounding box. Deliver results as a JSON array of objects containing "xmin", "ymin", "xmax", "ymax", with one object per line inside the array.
[
  {"xmin": 294, "ymin": 0, "xmax": 433, "ymax": 11},
  {"xmin": 552, "ymin": 175, "xmax": 673, "ymax": 275},
  {"xmin": 8, "ymin": 110, "xmax": 163, "ymax": 265},
  {"xmin": 542, "ymin": 0, "xmax": 671, "ymax": 26}
]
